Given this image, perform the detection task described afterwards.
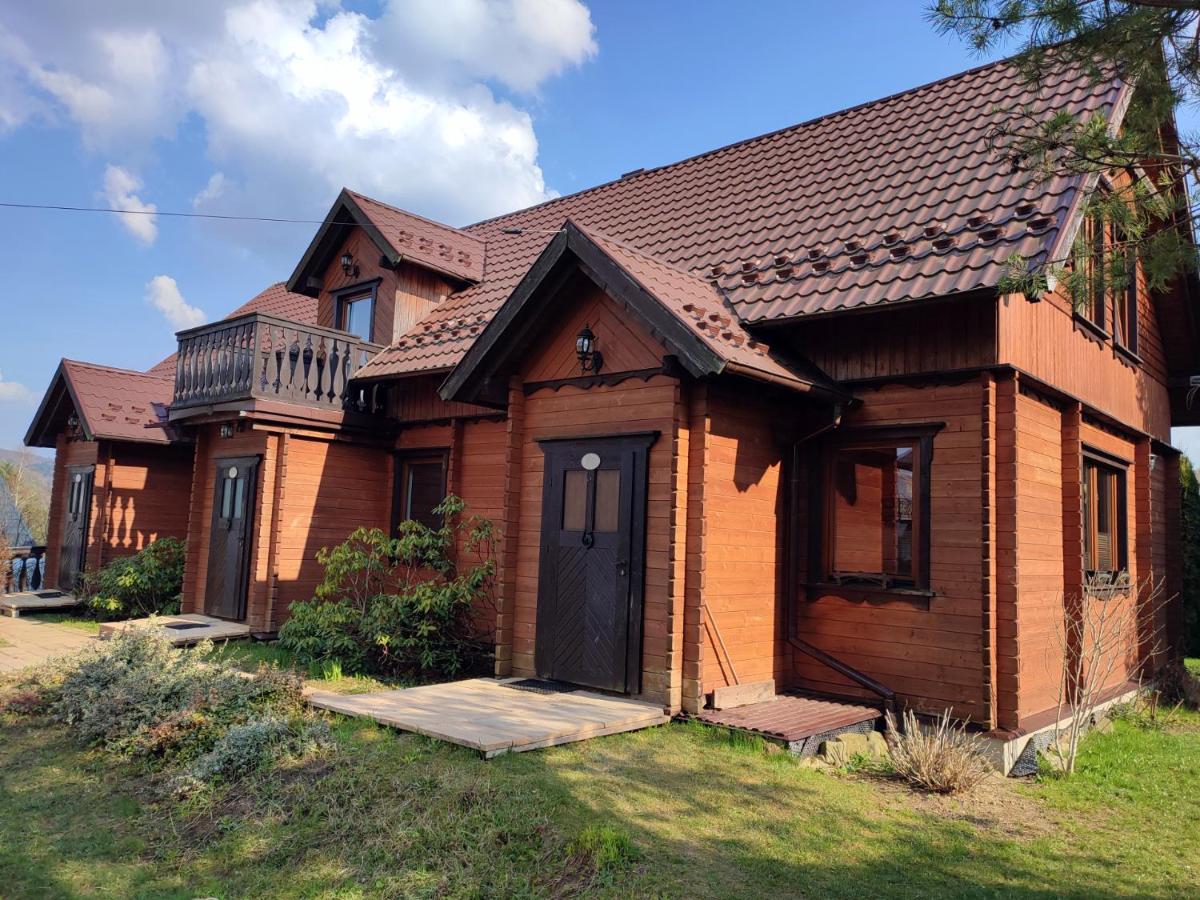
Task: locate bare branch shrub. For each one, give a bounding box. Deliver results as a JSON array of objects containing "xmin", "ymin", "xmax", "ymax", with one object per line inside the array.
[
  {"xmin": 884, "ymin": 708, "xmax": 992, "ymax": 794},
  {"xmin": 1049, "ymin": 575, "xmax": 1175, "ymax": 775}
]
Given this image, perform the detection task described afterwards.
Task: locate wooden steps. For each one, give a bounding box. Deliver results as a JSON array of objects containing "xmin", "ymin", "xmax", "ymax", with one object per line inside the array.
[{"xmin": 693, "ymin": 691, "xmax": 882, "ymax": 753}]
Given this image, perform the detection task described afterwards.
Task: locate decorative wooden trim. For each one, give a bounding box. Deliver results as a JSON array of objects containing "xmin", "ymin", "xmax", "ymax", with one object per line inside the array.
[{"xmin": 522, "ymin": 367, "xmax": 668, "ymax": 395}]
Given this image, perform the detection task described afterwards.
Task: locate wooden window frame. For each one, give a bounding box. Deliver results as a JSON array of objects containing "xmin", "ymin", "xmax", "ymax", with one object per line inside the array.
[
  {"xmin": 333, "ymin": 278, "xmax": 381, "ymax": 343},
  {"xmin": 1113, "ymin": 244, "xmax": 1139, "ymax": 359},
  {"xmin": 1072, "ymin": 205, "xmax": 1108, "ymax": 333},
  {"xmin": 1081, "ymin": 448, "xmax": 1129, "ymax": 581},
  {"xmin": 391, "ymin": 449, "xmax": 449, "ymax": 533},
  {"xmin": 808, "ymin": 424, "xmax": 940, "ymax": 594}
]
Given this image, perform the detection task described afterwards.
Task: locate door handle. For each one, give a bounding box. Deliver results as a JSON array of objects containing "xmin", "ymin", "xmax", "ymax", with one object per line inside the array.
[{"xmin": 617, "ymin": 560, "xmax": 628, "ymax": 578}]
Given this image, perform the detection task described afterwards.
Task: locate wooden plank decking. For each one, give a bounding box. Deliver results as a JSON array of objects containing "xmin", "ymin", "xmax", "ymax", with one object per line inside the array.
[{"xmin": 693, "ymin": 692, "xmax": 881, "ymax": 746}]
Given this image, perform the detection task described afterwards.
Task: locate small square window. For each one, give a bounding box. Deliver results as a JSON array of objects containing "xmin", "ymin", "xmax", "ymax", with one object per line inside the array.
[
  {"xmin": 393, "ymin": 452, "xmax": 448, "ymax": 531},
  {"xmin": 1082, "ymin": 453, "xmax": 1128, "ymax": 578}
]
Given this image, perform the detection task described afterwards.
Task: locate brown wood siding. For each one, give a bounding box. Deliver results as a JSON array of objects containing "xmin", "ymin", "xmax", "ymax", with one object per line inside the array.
[
  {"xmin": 699, "ymin": 387, "xmax": 792, "ymax": 695},
  {"xmin": 998, "ymin": 278, "xmax": 1171, "ymax": 439},
  {"xmin": 511, "ymin": 376, "xmax": 680, "ymax": 707},
  {"xmin": 795, "ymin": 381, "xmax": 987, "ymax": 722},
  {"xmin": 789, "ymin": 295, "xmax": 996, "ymax": 382},
  {"xmin": 523, "ymin": 284, "xmax": 666, "ymax": 382},
  {"xmin": 98, "ymin": 443, "xmax": 193, "ymax": 560},
  {"xmin": 317, "ymin": 230, "xmax": 452, "ymax": 344},
  {"xmin": 268, "ymin": 436, "xmax": 390, "ymax": 630},
  {"xmin": 385, "ymin": 374, "xmax": 497, "ymax": 423}
]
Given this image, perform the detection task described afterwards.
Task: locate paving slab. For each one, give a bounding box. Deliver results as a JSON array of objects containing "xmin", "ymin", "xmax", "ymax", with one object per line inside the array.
[
  {"xmin": 0, "ymin": 615, "xmax": 97, "ymax": 673},
  {"xmin": 98, "ymin": 613, "xmax": 250, "ymax": 646},
  {"xmin": 307, "ymin": 677, "xmax": 670, "ymax": 757},
  {"xmin": 1, "ymin": 590, "xmax": 79, "ymax": 618}
]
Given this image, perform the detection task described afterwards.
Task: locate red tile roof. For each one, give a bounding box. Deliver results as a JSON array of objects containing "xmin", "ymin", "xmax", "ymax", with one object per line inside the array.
[
  {"xmin": 357, "ymin": 56, "xmax": 1125, "ymax": 380},
  {"xmin": 348, "ymin": 190, "xmax": 485, "ymax": 283},
  {"xmin": 60, "ymin": 360, "xmax": 175, "ymax": 444}
]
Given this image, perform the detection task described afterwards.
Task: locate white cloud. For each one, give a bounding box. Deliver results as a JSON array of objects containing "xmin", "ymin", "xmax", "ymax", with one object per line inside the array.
[
  {"xmin": 102, "ymin": 165, "xmax": 158, "ymax": 245},
  {"xmin": 376, "ymin": 0, "xmax": 597, "ymax": 93},
  {"xmin": 0, "ymin": 1, "xmax": 597, "ymax": 230},
  {"xmin": 0, "ymin": 371, "xmax": 34, "ymax": 405},
  {"xmin": 193, "ymin": 171, "xmax": 227, "ymax": 207},
  {"xmin": 145, "ymin": 275, "xmax": 206, "ymax": 330}
]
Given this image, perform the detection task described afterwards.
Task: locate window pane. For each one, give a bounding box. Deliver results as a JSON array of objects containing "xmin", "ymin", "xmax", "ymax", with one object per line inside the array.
[
  {"xmin": 220, "ymin": 477, "xmax": 233, "ymax": 519},
  {"xmin": 1095, "ymin": 469, "xmax": 1113, "ymax": 572},
  {"xmin": 832, "ymin": 444, "xmax": 914, "ymax": 583},
  {"xmin": 403, "ymin": 461, "xmax": 445, "ymax": 529},
  {"xmin": 233, "ymin": 476, "xmax": 246, "ymax": 519},
  {"xmin": 594, "ymin": 469, "xmax": 621, "ymax": 533},
  {"xmin": 562, "ymin": 470, "xmax": 587, "ymax": 531},
  {"xmin": 342, "ymin": 296, "xmax": 373, "ymax": 341}
]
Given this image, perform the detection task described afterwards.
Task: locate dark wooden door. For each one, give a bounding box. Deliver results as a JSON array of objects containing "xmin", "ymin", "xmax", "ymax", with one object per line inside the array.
[
  {"xmin": 535, "ymin": 434, "xmax": 654, "ymax": 693},
  {"xmin": 204, "ymin": 457, "xmax": 259, "ymax": 621},
  {"xmin": 58, "ymin": 465, "xmax": 94, "ymax": 591}
]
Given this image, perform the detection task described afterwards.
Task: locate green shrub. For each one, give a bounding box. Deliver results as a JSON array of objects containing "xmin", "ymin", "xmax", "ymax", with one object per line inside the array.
[
  {"xmin": 179, "ymin": 715, "xmax": 333, "ymax": 792},
  {"xmin": 278, "ymin": 496, "xmax": 497, "ymax": 680},
  {"xmin": 45, "ymin": 627, "xmax": 305, "ymax": 763},
  {"xmin": 79, "ymin": 537, "xmax": 186, "ymax": 620}
]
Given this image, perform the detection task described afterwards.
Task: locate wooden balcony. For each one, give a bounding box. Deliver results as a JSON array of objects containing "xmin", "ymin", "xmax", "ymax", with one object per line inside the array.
[{"xmin": 170, "ymin": 314, "xmax": 384, "ymax": 421}]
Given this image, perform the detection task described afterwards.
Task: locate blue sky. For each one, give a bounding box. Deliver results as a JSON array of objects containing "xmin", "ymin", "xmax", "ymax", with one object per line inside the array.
[{"xmin": 0, "ymin": 1, "xmax": 1197, "ymax": 458}]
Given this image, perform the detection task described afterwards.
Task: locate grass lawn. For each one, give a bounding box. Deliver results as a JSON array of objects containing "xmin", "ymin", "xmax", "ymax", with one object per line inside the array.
[
  {"xmin": 2, "ymin": 667, "xmax": 1199, "ymax": 898},
  {"xmin": 24, "ymin": 612, "xmax": 100, "ymax": 634},
  {"xmin": 213, "ymin": 640, "xmax": 403, "ymax": 694}
]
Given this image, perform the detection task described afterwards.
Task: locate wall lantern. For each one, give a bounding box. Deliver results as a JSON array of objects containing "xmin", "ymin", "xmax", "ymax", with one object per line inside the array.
[
  {"xmin": 340, "ymin": 251, "xmax": 358, "ymax": 277},
  {"xmin": 576, "ymin": 324, "xmax": 603, "ymax": 374},
  {"xmin": 66, "ymin": 413, "xmax": 80, "ymax": 433},
  {"xmin": 219, "ymin": 423, "xmax": 236, "ymax": 439}
]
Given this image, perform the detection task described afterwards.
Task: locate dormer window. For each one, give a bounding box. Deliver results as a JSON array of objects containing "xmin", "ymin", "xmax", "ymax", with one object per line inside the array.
[{"xmin": 335, "ymin": 284, "xmax": 377, "ymax": 342}]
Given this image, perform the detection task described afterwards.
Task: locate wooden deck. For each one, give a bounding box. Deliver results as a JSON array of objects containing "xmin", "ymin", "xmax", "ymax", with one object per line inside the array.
[
  {"xmin": 693, "ymin": 692, "xmax": 882, "ymax": 752},
  {"xmin": 1, "ymin": 590, "xmax": 78, "ymax": 618},
  {"xmin": 98, "ymin": 613, "xmax": 250, "ymax": 646},
  {"xmin": 307, "ymin": 678, "xmax": 670, "ymax": 758}
]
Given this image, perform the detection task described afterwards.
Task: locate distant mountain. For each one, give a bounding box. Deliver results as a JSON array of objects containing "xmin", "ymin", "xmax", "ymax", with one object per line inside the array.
[{"xmin": 0, "ymin": 448, "xmax": 54, "ymax": 482}]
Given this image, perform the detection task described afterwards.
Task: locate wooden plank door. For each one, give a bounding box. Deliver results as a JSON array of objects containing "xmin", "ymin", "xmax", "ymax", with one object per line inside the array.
[
  {"xmin": 204, "ymin": 457, "xmax": 259, "ymax": 621},
  {"xmin": 535, "ymin": 434, "xmax": 654, "ymax": 693},
  {"xmin": 58, "ymin": 465, "xmax": 94, "ymax": 591}
]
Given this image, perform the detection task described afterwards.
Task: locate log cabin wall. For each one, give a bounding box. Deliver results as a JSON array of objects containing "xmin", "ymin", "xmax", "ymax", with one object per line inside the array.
[
  {"xmin": 316, "ymin": 229, "xmax": 453, "ymax": 344},
  {"xmin": 181, "ymin": 425, "xmax": 271, "ymax": 625},
  {"xmin": 97, "ymin": 443, "xmax": 193, "ymax": 564},
  {"xmin": 44, "ymin": 433, "xmax": 98, "ymax": 587},
  {"xmin": 997, "ymin": 272, "xmax": 1171, "ymax": 440},
  {"xmin": 793, "ymin": 379, "xmax": 989, "ymax": 723},
  {"xmin": 787, "ymin": 294, "xmax": 997, "ymax": 382},
  {"xmin": 181, "ymin": 421, "xmax": 392, "ymax": 633},
  {"xmin": 697, "ymin": 386, "xmax": 793, "ymax": 699}
]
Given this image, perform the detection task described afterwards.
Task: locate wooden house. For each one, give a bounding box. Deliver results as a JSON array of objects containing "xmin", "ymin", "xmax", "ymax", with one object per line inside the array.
[{"xmin": 27, "ymin": 56, "xmax": 1198, "ymax": 767}]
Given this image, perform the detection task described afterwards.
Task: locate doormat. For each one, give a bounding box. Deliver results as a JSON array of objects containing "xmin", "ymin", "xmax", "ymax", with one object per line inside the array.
[
  {"xmin": 163, "ymin": 622, "xmax": 210, "ymax": 631},
  {"xmin": 502, "ymin": 678, "xmax": 579, "ymax": 695},
  {"xmin": 35, "ymin": 591, "xmax": 66, "ymax": 599}
]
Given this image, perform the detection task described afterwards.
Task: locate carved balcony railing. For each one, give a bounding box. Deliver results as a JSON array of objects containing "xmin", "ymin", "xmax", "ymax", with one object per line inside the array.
[{"xmin": 172, "ymin": 314, "xmax": 384, "ymax": 416}]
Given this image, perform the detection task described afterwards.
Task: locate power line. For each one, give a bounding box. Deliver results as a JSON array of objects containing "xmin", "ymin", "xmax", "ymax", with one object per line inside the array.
[{"xmin": 0, "ymin": 201, "xmax": 330, "ymax": 225}]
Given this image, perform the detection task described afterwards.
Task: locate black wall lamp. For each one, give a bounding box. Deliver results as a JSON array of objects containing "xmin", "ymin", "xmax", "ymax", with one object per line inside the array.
[
  {"xmin": 340, "ymin": 251, "xmax": 359, "ymax": 277},
  {"xmin": 576, "ymin": 324, "xmax": 603, "ymax": 374}
]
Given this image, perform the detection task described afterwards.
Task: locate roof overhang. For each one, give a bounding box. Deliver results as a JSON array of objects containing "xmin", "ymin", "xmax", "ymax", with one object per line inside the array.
[
  {"xmin": 286, "ymin": 189, "xmax": 402, "ymax": 297},
  {"xmin": 24, "ymin": 361, "xmax": 88, "ymax": 448}
]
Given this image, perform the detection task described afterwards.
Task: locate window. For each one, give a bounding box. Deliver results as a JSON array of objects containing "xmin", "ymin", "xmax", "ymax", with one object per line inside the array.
[
  {"xmin": 1082, "ymin": 453, "xmax": 1128, "ymax": 578},
  {"xmin": 817, "ymin": 427, "xmax": 935, "ymax": 590},
  {"xmin": 1072, "ymin": 206, "xmax": 1107, "ymax": 330},
  {"xmin": 393, "ymin": 452, "xmax": 448, "ymax": 531},
  {"xmin": 337, "ymin": 290, "xmax": 374, "ymax": 341},
  {"xmin": 1113, "ymin": 246, "xmax": 1139, "ymax": 355}
]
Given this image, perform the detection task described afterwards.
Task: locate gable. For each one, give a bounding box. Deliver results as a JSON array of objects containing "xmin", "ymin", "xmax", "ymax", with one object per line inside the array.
[{"xmin": 521, "ymin": 281, "xmax": 668, "ymax": 383}]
